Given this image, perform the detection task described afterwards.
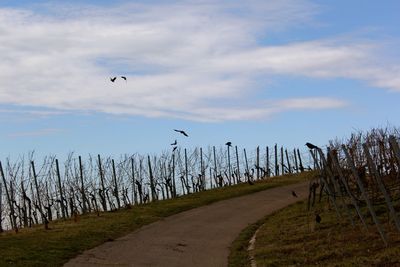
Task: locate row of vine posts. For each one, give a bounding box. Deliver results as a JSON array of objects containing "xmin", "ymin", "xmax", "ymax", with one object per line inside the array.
[
  {"xmin": 308, "ymin": 128, "xmax": 400, "ymax": 246},
  {"xmin": 0, "ymin": 144, "xmax": 312, "ymax": 233}
]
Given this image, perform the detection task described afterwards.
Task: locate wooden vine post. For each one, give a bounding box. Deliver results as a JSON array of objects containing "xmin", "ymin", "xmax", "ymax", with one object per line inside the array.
[
  {"xmin": 0, "ymin": 161, "xmax": 18, "ymax": 232},
  {"xmin": 342, "ymin": 145, "xmax": 388, "ymax": 246},
  {"xmin": 78, "ymin": 156, "xmax": 88, "ymax": 213}
]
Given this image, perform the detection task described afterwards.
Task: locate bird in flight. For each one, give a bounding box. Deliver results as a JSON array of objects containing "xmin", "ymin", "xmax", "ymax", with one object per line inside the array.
[
  {"xmin": 305, "ymin": 142, "xmax": 319, "ymax": 150},
  {"xmin": 174, "ymin": 129, "xmax": 188, "ymax": 137},
  {"xmin": 291, "ymin": 190, "xmax": 298, "ymax": 197},
  {"xmin": 110, "ymin": 77, "xmax": 117, "ymax": 82},
  {"xmin": 225, "ymin": 141, "xmax": 232, "ymax": 147},
  {"xmin": 121, "ymin": 76, "xmax": 127, "ymax": 81},
  {"xmin": 173, "ymin": 146, "xmax": 178, "ymax": 152},
  {"xmin": 171, "ymin": 140, "xmax": 177, "ymax": 146}
]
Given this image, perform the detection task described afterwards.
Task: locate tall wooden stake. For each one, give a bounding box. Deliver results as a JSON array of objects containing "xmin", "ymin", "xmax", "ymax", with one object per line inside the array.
[
  {"xmin": 227, "ymin": 145, "xmax": 232, "ymax": 185},
  {"xmin": 274, "ymin": 144, "xmax": 278, "ymax": 176},
  {"xmin": 131, "ymin": 157, "xmax": 137, "ymax": 205},
  {"xmin": 389, "ymin": 135, "xmax": 400, "ymax": 165},
  {"xmin": 342, "ymin": 145, "xmax": 388, "ymax": 246},
  {"xmin": 281, "ymin": 146, "xmax": 284, "ymax": 175},
  {"xmin": 0, "ymin": 161, "xmax": 18, "ymax": 232},
  {"xmin": 200, "ymin": 147, "xmax": 204, "ymax": 190},
  {"xmin": 0, "ymin": 182, "xmax": 3, "ymax": 232},
  {"xmin": 293, "ymin": 149, "xmax": 298, "ymax": 173},
  {"xmin": 309, "ymin": 151, "xmax": 341, "ymax": 218},
  {"xmin": 363, "ymin": 143, "xmax": 400, "ymax": 232},
  {"xmin": 297, "ymin": 149, "xmax": 304, "ymax": 172},
  {"xmin": 31, "ymin": 161, "xmax": 48, "ymax": 228},
  {"xmin": 111, "ymin": 159, "xmax": 121, "ymax": 209},
  {"xmin": 285, "ymin": 149, "xmax": 292, "ymax": 174},
  {"xmin": 185, "ymin": 148, "xmax": 189, "ymax": 192},
  {"xmin": 78, "ymin": 156, "xmax": 88, "ymax": 213},
  {"xmin": 213, "ymin": 146, "xmax": 218, "ymax": 187},
  {"xmin": 256, "ymin": 146, "xmax": 260, "ymax": 180},
  {"xmin": 148, "ymin": 155, "xmax": 156, "ymax": 201},
  {"xmin": 235, "ymin": 146, "xmax": 240, "ymax": 183},
  {"xmin": 97, "ymin": 155, "xmax": 107, "ymax": 211},
  {"xmin": 329, "ymin": 150, "xmax": 367, "ymax": 229},
  {"xmin": 55, "ymin": 159, "xmax": 66, "ymax": 219},
  {"xmin": 244, "ymin": 148, "xmax": 250, "ymax": 182},
  {"xmin": 172, "ymin": 152, "xmax": 177, "ymax": 196},
  {"xmin": 266, "ymin": 146, "xmax": 270, "ymax": 177}
]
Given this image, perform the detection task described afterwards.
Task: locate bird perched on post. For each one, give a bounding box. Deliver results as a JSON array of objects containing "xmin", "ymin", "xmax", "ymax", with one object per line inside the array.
[
  {"xmin": 291, "ymin": 190, "xmax": 298, "ymax": 197},
  {"xmin": 225, "ymin": 141, "xmax": 232, "ymax": 146},
  {"xmin": 305, "ymin": 142, "xmax": 319, "ymax": 150},
  {"xmin": 174, "ymin": 129, "xmax": 188, "ymax": 137},
  {"xmin": 110, "ymin": 77, "xmax": 117, "ymax": 82},
  {"xmin": 173, "ymin": 146, "xmax": 177, "ymax": 152}
]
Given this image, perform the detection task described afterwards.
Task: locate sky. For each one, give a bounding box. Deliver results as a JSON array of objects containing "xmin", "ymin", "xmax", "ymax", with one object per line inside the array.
[{"xmin": 0, "ymin": 0, "xmax": 399, "ymax": 159}]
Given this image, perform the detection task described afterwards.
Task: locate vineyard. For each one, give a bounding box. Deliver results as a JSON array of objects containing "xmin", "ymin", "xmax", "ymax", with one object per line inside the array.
[
  {"xmin": 0, "ymin": 144, "xmax": 312, "ymax": 232},
  {"xmin": 308, "ymin": 127, "xmax": 400, "ymax": 246}
]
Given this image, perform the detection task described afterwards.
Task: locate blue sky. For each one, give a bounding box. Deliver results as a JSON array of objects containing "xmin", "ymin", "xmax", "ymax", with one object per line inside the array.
[{"xmin": 0, "ymin": 0, "xmax": 399, "ymax": 159}]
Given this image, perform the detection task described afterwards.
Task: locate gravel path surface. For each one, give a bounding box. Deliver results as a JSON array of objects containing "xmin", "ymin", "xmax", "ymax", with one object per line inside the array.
[{"xmin": 65, "ymin": 181, "xmax": 309, "ymax": 267}]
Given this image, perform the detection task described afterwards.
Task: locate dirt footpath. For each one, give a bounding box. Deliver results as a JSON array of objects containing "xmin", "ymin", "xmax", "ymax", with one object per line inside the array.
[{"xmin": 65, "ymin": 181, "xmax": 309, "ymax": 267}]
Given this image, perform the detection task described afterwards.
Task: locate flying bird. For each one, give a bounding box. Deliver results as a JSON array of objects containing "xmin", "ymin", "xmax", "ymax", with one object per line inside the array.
[
  {"xmin": 121, "ymin": 76, "xmax": 127, "ymax": 81},
  {"xmin": 110, "ymin": 77, "xmax": 117, "ymax": 82},
  {"xmin": 174, "ymin": 129, "xmax": 188, "ymax": 137},
  {"xmin": 173, "ymin": 146, "xmax": 178, "ymax": 152},
  {"xmin": 171, "ymin": 140, "xmax": 177, "ymax": 146},
  {"xmin": 305, "ymin": 142, "xmax": 319, "ymax": 150},
  {"xmin": 225, "ymin": 142, "xmax": 232, "ymax": 146},
  {"xmin": 291, "ymin": 190, "xmax": 298, "ymax": 197}
]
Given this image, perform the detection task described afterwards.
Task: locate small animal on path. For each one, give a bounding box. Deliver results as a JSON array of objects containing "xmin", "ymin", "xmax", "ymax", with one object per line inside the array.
[
  {"xmin": 315, "ymin": 213, "xmax": 322, "ymax": 223},
  {"xmin": 291, "ymin": 190, "xmax": 298, "ymax": 197}
]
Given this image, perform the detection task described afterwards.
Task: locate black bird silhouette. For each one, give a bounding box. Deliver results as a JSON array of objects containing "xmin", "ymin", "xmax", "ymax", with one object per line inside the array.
[
  {"xmin": 225, "ymin": 142, "xmax": 232, "ymax": 146},
  {"xmin": 305, "ymin": 142, "xmax": 319, "ymax": 150},
  {"xmin": 292, "ymin": 190, "xmax": 298, "ymax": 197},
  {"xmin": 110, "ymin": 77, "xmax": 117, "ymax": 82},
  {"xmin": 174, "ymin": 129, "xmax": 188, "ymax": 137},
  {"xmin": 121, "ymin": 76, "xmax": 127, "ymax": 81},
  {"xmin": 171, "ymin": 140, "xmax": 177, "ymax": 146},
  {"xmin": 315, "ymin": 213, "xmax": 322, "ymax": 223},
  {"xmin": 173, "ymin": 146, "xmax": 178, "ymax": 152}
]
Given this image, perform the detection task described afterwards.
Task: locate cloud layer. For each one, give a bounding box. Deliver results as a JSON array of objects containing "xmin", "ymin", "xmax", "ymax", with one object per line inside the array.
[{"xmin": 0, "ymin": 1, "xmax": 397, "ymax": 121}]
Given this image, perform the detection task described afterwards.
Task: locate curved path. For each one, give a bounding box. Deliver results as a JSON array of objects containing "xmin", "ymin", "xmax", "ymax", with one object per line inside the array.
[{"xmin": 65, "ymin": 181, "xmax": 309, "ymax": 267}]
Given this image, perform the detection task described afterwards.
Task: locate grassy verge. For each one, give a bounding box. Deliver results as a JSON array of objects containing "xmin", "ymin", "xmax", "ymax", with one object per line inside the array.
[
  {"xmin": 229, "ymin": 198, "xmax": 400, "ymax": 267},
  {"xmin": 0, "ymin": 172, "xmax": 314, "ymax": 267}
]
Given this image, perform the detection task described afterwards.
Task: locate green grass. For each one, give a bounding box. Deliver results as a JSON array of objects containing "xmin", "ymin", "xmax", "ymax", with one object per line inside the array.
[
  {"xmin": 0, "ymin": 172, "xmax": 314, "ymax": 267},
  {"xmin": 229, "ymin": 196, "xmax": 400, "ymax": 267}
]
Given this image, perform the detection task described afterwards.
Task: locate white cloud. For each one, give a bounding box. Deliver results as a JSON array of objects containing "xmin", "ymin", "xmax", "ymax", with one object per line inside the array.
[
  {"xmin": 276, "ymin": 97, "xmax": 347, "ymax": 110},
  {"xmin": 0, "ymin": 1, "xmax": 397, "ymax": 122}
]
